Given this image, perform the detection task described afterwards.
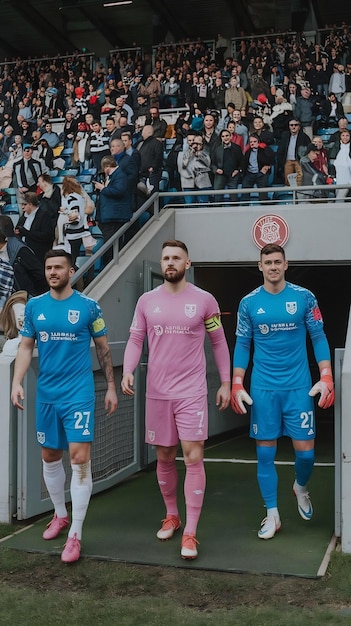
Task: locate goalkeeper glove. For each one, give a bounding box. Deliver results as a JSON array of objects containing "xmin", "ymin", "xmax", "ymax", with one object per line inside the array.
[
  {"xmin": 309, "ymin": 367, "xmax": 334, "ymax": 409},
  {"xmin": 231, "ymin": 376, "xmax": 253, "ymax": 414}
]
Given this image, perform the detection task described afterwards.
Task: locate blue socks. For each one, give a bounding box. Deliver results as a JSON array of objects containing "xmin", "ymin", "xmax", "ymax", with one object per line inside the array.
[
  {"xmin": 294, "ymin": 448, "xmax": 315, "ymax": 487},
  {"xmin": 256, "ymin": 445, "xmax": 278, "ymax": 509}
]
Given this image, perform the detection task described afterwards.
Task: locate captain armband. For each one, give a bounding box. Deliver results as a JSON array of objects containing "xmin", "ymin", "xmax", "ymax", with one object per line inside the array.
[{"xmin": 204, "ymin": 316, "xmax": 222, "ymax": 332}]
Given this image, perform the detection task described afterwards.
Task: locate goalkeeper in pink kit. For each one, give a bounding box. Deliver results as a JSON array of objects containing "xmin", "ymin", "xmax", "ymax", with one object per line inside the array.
[
  {"xmin": 122, "ymin": 240, "xmax": 231, "ymax": 559},
  {"xmin": 231, "ymin": 243, "xmax": 334, "ymax": 540}
]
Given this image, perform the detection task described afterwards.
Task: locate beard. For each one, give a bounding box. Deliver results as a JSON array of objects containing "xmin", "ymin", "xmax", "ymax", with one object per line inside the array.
[{"xmin": 163, "ymin": 267, "xmax": 186, "ymax": 283}]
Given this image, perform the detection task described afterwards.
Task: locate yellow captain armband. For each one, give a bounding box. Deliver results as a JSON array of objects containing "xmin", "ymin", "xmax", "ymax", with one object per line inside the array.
[
  {"xmin": 204, "ymin": 316, "xmax": 222, "ymax": 332},
  {"xmin": 92, "ymin": 317, "xmax": 106, "ymax": 333}
]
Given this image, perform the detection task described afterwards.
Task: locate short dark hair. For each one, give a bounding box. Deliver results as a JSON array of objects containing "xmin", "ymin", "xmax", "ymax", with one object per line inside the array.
[
  {"xmin": 23, "ymin": 191, "xmax": 39, "ymax": 206},
  {"xmin": 44, "ymin": 249, "xmax": 73, "ymax": 267},
  {"xmin": 162, "ymin": 240, "xmax": 188, "ymax": 255},
  {"xmin": 260, "ymin": 244, "xmax": 285, "ymax": 258}
]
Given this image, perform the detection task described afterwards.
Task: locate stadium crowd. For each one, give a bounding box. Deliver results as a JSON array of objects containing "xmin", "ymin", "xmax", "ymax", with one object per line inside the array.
[{"xmin": 0, "ymin": 23, "xmax": 351, "ymax": 332}]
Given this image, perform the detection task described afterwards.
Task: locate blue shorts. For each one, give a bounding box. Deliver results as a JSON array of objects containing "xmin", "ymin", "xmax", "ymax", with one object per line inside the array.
[
  {"xmin": 250, "ymin": 387, "xmax": 315, "ymax": 441},
  {"xmin": 36, "ymin": 399, "xmax": 95, "ymax": 449}
]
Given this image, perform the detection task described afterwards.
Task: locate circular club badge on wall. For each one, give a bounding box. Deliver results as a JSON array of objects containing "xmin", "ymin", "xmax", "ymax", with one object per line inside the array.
[{"xmin": 252, "ymin": 214, "xmax": 289, "ymax": 249}]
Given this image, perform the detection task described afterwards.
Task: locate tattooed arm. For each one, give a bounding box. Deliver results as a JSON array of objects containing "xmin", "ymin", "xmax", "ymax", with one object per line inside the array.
[{"xmin": 94, "ymin": 335, "xmax": 118, "ymax": 416}]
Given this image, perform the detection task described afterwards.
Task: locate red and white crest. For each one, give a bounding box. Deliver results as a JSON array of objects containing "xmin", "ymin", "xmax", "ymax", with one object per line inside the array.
[{"xmin": 252, "ymin": 214, "xmax": 289, "ymax": 249}]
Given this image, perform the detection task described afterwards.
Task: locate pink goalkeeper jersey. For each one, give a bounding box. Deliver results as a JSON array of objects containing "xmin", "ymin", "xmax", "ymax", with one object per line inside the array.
[{"xmin": 124, "ymin": 282, "xmax": 230, "ymax": 400}]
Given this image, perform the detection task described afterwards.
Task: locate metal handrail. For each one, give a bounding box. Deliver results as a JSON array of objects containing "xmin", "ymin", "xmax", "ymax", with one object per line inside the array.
[{"xmin": 71, "ymin": 182, "xmax": 347, "ymax": 287}]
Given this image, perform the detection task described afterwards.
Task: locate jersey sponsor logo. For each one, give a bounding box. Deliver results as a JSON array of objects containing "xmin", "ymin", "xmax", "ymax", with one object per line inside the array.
[
  {"xmin": 154, "ymin": 325, "xmax": 163, "ymax": 336},
  {"xmin": 153, "ymin": 306, "xmax": 161, "ymax": 313},
  {"xmin": 39, "ymin": 331, "xmax": 49, "ymax": 342},
  {"xmin": 204, "ymin": 316, "xmax": 222, "ymax": 332},
  {"xmin": 148, "ymin": 430, "xmax": 155, "ymax": 442},
  {"xmin": 37, "ymin": 313, "xmax": 46, "ymax": 320},
  {"xmin": 37, "ymin": 431, "xmax": 45, "ymax": 444},
  {"xmin": 286, "ymin": 301, "xmax": 297, "ymax": 315},
  {"xmin": 256, "ymin": 307, "xmax": 265, "ymax": 314},
  {"xmin": 68, "ymin": 309, "xmax": 80, "ymax": 324},
  {"xmin": 252, "ymin": 214, "xmax": 290, "ymax": 249},
  {"xmin": 185, "ymin": 304, "xmax": 196, "ymax": 318},
  {"xmin": 258, "ymin": 324, "xmax": 269, "ymax": 334},
  {"xmin": 312, "ymin": 306, "xmax": 322, "ymax": 321},
  {"xmin": 92, "ymin": 317, "xmax": 106, "ymax": 333}
]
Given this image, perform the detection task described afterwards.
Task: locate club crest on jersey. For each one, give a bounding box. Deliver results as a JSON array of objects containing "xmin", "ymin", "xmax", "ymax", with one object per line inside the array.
[
  {"xmin": 286, "ymin": 301, "xmax": 297, "ymax": 315},
  {"xmin": 68, "ymin": 309, "xmax": 80, "ymax": 324},
  {"xmin": 185, "ymin": 304, "xmax": 196, "ymax": 318}
]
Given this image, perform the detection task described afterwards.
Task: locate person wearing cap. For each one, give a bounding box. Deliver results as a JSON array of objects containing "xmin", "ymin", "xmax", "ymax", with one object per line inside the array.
[
  {"xmin": 13, "ymin": 144, "xmax": 46, "ymax": 204},
  {"xmin": 299, "ymin": 143, "xmax": 330, "ymax": 200},
  {"xmin": 14, "ymin": 191, "xmax": 55, "ymax": 264}
]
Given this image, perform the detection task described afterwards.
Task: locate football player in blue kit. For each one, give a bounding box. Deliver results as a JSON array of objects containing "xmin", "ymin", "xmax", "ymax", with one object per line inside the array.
[
  {"xmin": 11, "ymin": 249, "xmax": 118, "ymax": 562},
  {"xmin": 231, "ymin": 243, "xmax": 334, "ymax": 539}
]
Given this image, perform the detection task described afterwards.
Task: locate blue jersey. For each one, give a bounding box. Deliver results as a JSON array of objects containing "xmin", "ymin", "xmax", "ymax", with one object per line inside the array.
[
  {"xmin": 21, "ymin": 290, "xmax": 107, "ymax": 403},
  {"xmin": 234, "ymin": 282, "xmax": 330, "ymax": 390}
]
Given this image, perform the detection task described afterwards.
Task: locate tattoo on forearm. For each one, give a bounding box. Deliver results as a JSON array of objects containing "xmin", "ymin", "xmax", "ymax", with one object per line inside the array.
[{"xmin": 96, "ymin": 343, "xmax": 115, "ymax": 384}]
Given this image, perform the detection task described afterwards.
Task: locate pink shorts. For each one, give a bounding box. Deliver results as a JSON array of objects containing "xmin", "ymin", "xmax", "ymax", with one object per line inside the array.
[{"xmin": 145, "ymin": 395, "xmax": 208, "ymax": 446}]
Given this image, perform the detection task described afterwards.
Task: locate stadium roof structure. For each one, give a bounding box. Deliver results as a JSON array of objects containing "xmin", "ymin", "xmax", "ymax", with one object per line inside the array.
[{"xmin": 0, "ymin": 0, "xmax": 350, "ymax": 60}]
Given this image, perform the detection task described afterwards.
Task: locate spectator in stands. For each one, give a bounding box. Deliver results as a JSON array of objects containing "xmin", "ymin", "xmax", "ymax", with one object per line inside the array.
[
  {"xmin": 132, "ymin": 94, "xmax": 149, "ymax": 126},
  {"xmin": 7, "ymin": 134, "xmax": 23, "ymax": 162},
  {"xmin": 295, "ymin": 85, "xmax": 319, "ymax": 140},
  {"xmin": 320, "ymin": 92, "xmax": 345, "ymax": 128},
  {"xmin": 37, "ymin": 173, "xmax": 61, "ymax": 229},
  {"xmin": 285, "ymin": 82, "xmax": 300, "ymax": 112},
  {"xmin": 163, "ymin": 76, "xmax": 180, "ymax": 108},
  {"xmin": 226, "ymin": 120, "xmax": 245, "ymax": 152},
  {"xmin": 334, "ymin": 129, "xmax": 351, "ymax": 199},
  {"xmin": 140, "ymin": 74, "xmax": 161, "ymax": 108},
  {"xmin": 211, "ymin": 76, "xmax": 226, "ymax": 113},
  {"xmin": 250, "ymin": 116, "xmax": 275, "ymax": 145},
  {"xmin": 89, "ymin": 119, "xmax": 111, "ymax": 171},
  {"xmin": 18, "ymin": 119, "xmax": 32, "ymax": 142},
  {"xmin": 114, "ymin": 110, "xmax": 135, "ymax": 138},
  {"xmin": 270, "ymin": 88, "xmax": 293, "ymax": 140},
  {"xmin": 202, "ymin": 112, "xmax": 220, "ymax": 155},
  {"xmin": 211, "ymin": 128, "xmax": 243, "ymax": 201},
  {"xmin": 325, "ymin": 116, "xmax": 349, "ymax": 159},
  {"xmin": 299, "ymin": 143, "xmax": 330, "ymax": 201},
  {"xmin": 74, "ymin": 87, "xmax": 88, "ymax": 121},
  {"xmin": 177, "ymin": 133, "xmax": 212, "ymax": 204},
  {"xmin": 121, "ymin": 131, "xmax": 141, "ymax": 175},
  {"xmin": 145, "ymin": 107, "xmax": 167, "ymax": 139},
  {"xmin": 110, "ymin": 137, "xmax": 138, "ymax": 205},
  {"xmin": 241, "ymin": 133, "xmax": 275, "ymax": 203},
  {"xmin": 13, "ymin": 144, "xmax": 46, "ymax": 204},
  {"xmin": 33, "ymin": 136, "xmax": 54, "ymax": 170},
  {"xmin": 276, "ymin": 118, "xmax": 310, "ymax": 185},
  {"xmin": 329, "ymin": 64, "xmax": 346, "ymax": 102},
  {"xmin": 14, "ymin": 191, "xmax": 55, "ymax": 265},
  {"xmin": 94, "ymin": 155, "xmax": 131, "ymax": 264},
  {"xmin": 104, "ymin": 116, "xmax": 119, "ymax": 142},
  {"xmin": 0, "ymin": 215, "xmax": 47, "ymax": 296},
  {"xmin": 224, "ymin": 76, "xmax": 247, "ymax": 111},
  {"xmin": 60, "ymin": 110, "xmax": 78, "ymax": 148},
  {"xmin": 59, "ymin": 177, "xmax": 91, "ymax": 264},
  {"xmin": 0, "ymin": 125, "xmax": 14, "ymax": 160},
  {"xmin": 137, "ymin": 124, "xmax": 163, "ymax": 199},
  {"xmin": 314, "ymin": 62, "xmax": 329, "ymax": 98},
  {"xmin": 40, "ymin": 122, "xmax": 60, "ymax": 149},
  {"xmin": 311, "ymin": 136, "xmax": 330, "ymax": 176}
]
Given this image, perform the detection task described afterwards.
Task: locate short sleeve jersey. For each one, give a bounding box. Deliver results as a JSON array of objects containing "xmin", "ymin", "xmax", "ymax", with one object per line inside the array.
[
  {"xmin": 20, "ymin": 290, "xmax": 107, "ymax": 403},
  {"xmin": 235, "ymin": 282, "xmax": 328, "ymax": 390},
  {"xmin": 129, "ymin": 283, "xmax": 221, "ymax": 399}
]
